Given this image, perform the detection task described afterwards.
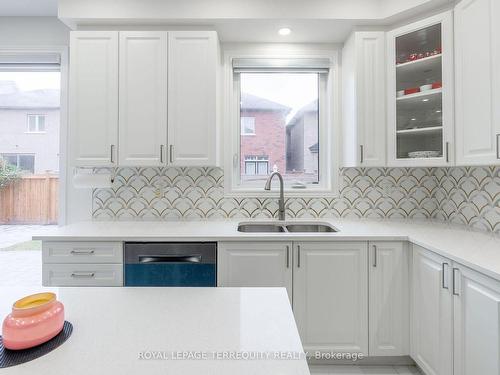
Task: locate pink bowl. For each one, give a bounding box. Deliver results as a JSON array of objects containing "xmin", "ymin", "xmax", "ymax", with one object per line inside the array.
[{"xmin": 2, "ymin": 292, "xmax": 65, "ymax": 350}]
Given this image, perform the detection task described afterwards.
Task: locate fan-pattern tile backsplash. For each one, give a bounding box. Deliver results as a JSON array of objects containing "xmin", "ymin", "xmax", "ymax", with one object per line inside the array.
[{"xmin": 92, "ymin": 166, "xmax": 500, "ymax": 234}]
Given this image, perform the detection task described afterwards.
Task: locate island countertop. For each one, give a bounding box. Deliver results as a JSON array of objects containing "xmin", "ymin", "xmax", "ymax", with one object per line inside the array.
[
  {"xmin": 1, "ymin": 287, "xmax": 309, "ymax": 375},
  {"xmin": 33, "ymin": 219, "xmax": 500, "ymax": 281}
]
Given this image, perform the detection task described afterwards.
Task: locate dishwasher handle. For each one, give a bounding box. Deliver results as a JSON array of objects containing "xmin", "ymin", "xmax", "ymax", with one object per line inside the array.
[{"xmin": 139, "ymin": 255, "xmax": 202, "ymax": 263}]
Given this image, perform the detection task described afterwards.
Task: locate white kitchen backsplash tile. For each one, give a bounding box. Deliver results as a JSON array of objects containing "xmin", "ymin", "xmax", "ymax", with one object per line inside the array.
[{"xmin": 92, "ymin": 166, "xmax": 499, "ymax": 234}]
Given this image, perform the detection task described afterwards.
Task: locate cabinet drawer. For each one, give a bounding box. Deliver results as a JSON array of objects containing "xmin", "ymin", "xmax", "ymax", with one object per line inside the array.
[
  {"xmin": 43, "ymin": 263, "xmax": 123, "ymax": 286},
  {"xmin": 43, "ymin": 242, "xmax": 123, "ymax": 264}
]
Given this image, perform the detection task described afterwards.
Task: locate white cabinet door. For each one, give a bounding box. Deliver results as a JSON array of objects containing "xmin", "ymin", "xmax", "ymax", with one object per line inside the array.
[
  {"xmin": 411, "ymin": 245, "xmax": 453, "ymax": 375},
  {"xmin": 453, "ymin": 264, "xmax": 500, "ymax": 375},
  {"xmin": 455, "ymin": 0, "xmax": 500, "ymax": 165},
  {"xmin": 69, "ymin": 31, "xmax": 119, "ymax": 166},
  {"xmin": 369, "ymin": 241, "xmax": 409, "ymax": 356},
  {"xmin": 168, "ymin": 31, "xmax": 219, "ymax": 166},
  {"xmin": 293, "ymin": 242, "xmax": 368, "ymax": 354},
  {"xmin": 386, "ymin": 12, "xmax": 454, "ymax": 167},
  {"xmin": 217, "ymin": 242, "xmax": 292, "ymax": 301},
  {"xmin": 119, "ymin": 31, "xmax": 168, "ymax": 166},
  {"xmin": 342, "ymin": 31, "xmax": 386, "ymax": 167}
]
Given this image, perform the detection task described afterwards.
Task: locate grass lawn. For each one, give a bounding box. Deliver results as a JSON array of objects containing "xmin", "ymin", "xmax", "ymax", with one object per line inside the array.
[{"xmin": 1, "ymin": 240, "xmax": 42, "ymax": 251}]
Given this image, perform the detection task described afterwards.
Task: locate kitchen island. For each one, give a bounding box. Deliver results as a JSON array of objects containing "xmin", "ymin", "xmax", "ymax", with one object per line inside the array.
[{"xmin": 1, "ymin": 287, "xmax": 309, "ymax": 375}]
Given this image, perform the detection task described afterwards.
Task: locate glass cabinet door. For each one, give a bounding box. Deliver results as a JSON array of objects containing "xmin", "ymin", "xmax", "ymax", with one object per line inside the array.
[{"xmin": 387, "ymin": 12, "xmax": 453, "ymax": 166}]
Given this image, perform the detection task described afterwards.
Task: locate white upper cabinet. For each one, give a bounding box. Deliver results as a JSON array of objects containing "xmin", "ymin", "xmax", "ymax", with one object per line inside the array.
[
  {"xmin": 119, "ymin": 31, "xmax": 168, "ymax": 166},
  {"xmin": 293, "ymin": 242, "xmax": 368, "ymax": 355},
  {"xmin": 453, "ymin": 264, "xmax": 500, "ymax": 375},
  {"xmin": 387, "ymin": 12, "xmax": 454, "ymax": 167},
  {"xmin": 342, "ymin": 31, "xmax": 386, "ymax": 167},
  {"xmin": 168, "ymin": 31, "xmax": 220, "ymax": 166},
  {"xmin": 69, "ymin": 31, "xmax": 119, "ymax": 167},
  {"xmin": 369, "ymin": 241, "xmax": 409, "ymax": 356},
  {"xmin": 217, "ymin": 242, "xmax": 293, "ymax": 301},
  {"xmin": 411, "ymin": 245, "xmax": 453, "ymax": 375},
  {"xmin": 454, "ymin": 0, "xmax": 500, "ymax": 165}
]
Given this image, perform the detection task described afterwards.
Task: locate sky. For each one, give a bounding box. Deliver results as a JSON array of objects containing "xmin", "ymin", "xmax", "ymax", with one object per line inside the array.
[
  {"xmin": 0, "ymin": 72, "xmax": 61, "ymax": 91},
  {"xmin": 240, "ymin": 73, "xmax": 318, "ymax": 122}
]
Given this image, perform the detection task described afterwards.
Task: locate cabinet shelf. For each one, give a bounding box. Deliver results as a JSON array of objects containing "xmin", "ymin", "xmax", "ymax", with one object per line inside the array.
[
  {"xmin": 397, "ymin": 88, "xmax": 442, "ymax": 101},
  {"xmin": 396, "ymin": 53, "xmax": 442, "ymax": 69},
  {"xmin": 396, "ymin": 126, "xmax": 442, "ymax": 135}
]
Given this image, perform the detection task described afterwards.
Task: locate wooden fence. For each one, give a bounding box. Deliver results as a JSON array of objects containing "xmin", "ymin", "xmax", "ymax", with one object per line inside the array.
[{"xmin": 0, "ymin": 175, "xmax": 58, "ymax": 224}]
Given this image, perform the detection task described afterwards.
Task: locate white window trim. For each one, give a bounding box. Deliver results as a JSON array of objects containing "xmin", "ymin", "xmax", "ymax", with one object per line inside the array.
[
  {"xmin": 240, "ymin": 116, "xmax": 256, "ymax": 136},
  {"xmin": 26, "ymin": 114, "xmax": 47, "ymax": 133},
  {"xmin": 222, "ymin": 44, "xmax": 340, "ymax": 198}
]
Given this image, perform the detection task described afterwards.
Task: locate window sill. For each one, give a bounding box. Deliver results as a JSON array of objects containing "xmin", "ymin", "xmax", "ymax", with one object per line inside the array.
[{"xmin": 224, "ymin": 187, "xmax": 339, "ymax": 198}]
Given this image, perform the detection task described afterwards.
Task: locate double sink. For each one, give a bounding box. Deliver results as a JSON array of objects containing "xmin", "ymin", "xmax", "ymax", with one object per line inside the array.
[{"xmin": 238, "ymin": 222, "xmax": 338, "ymax": 233}]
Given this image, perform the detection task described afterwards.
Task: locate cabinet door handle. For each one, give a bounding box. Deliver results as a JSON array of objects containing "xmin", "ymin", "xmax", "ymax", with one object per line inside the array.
[
  {"xmin": 442, "ymin": 262, "xmax": 449, "ymax": 289},
  {"xmin": 445, "ymin": 142, "xmax": 450, "ymax": 163},
  {"xmin": 110, "ymin": 145, "xmax": 115, "ymax": 164},
  {"xmin": 160, "ymin": 145, "xmax": 164, "ymax": 163},
  {"xmin": 70, "ymin": 250, "xmax": 95, "ymax": 255},
  {"xmin": 496, "ymin": 134, "xmax": 500, "ymax": 159},
  {"xmin": 286, "ymin": 246, "xmax": 290, "ymax": 268},
  {"xmin": 452, "ymin": 267, "xmax": 460, "ymax": 296},
  {"xmin": 360, "ymin": 145, "xmax": 364, "ymax": 164},
  {"xmin": 71, "ymin": 272, "xmax": 95, "ymax": 278},
  {"xmin": 372, "ymin": 245, "xmax": 377, "ymax": 267},
  {"xmin": 297, "ymin": 245, "xmax": 301, "ymax": 268},
  {"xmin": 169, "ymin": 145, "xmax": 174, "ymax": 163}
]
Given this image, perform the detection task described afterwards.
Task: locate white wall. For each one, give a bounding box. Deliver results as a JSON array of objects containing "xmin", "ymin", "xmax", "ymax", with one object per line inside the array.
[{"xmin": 0, "ymin": 17, "xmax": 69, "ymax": 46}]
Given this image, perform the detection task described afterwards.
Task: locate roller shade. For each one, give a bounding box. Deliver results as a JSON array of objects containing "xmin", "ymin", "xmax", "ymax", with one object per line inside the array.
[
  {"xmin": 233, "ymin": 58, "xmax": 330, "ymax": 73},
  {"xmin": 0, "ymin": 53, "xmax": 61, "ymax": 71}
]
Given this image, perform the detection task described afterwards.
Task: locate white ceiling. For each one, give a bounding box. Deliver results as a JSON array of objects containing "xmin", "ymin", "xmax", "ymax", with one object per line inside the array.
[{"xmin": 0, "ymin": 0, "xmax": 57, "ymax": 16}]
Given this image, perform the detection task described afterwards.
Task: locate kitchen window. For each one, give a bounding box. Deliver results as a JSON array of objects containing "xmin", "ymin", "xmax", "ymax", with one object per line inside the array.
[
  {"xmin": 27, "ymin": 114, "xmax": 46, "ymax": 133},
  {"xmin": 225, "ymin": 54, "xmax": 338, "ymax": 196}
]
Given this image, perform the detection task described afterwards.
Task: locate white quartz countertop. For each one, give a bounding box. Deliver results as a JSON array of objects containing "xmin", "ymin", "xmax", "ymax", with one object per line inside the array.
[
  {"xmin": 1, "ymin": 287, "xmax": 309, "ymax": 375},
  {"xmin": 33, "ymin": 219, "xmax": 500, "ymax": 281}
]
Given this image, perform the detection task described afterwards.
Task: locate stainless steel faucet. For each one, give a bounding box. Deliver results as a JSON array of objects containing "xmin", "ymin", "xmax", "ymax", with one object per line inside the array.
[{"xmin": 264, "ymin": 171, "xmax": 285, "ymax": 221}]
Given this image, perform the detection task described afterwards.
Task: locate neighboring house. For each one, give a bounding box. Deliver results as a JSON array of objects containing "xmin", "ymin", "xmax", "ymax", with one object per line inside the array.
[
  {"xmin": 240, "ymin": 93, "xmax": 291, "ymax": 180},
  {"xmin": 286, "ymin": 99, "xmax": 319, "ymax": 177},
  {"xmin": 0, "ymin": 81, "xmax": 60, "ymax": 174}
]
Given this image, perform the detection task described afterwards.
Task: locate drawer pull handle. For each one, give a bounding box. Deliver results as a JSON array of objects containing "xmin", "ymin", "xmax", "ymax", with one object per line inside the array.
[
  {"xmin": 70, "ymin": 250, "xmax": 95, "ymax": 255},
  {"xmin": 71, "ymin": 272, "xmax": 95, "ymax": 278},
  {"xmin": 442, "ymin": 262, "xmax": 449, "ymax": 289}
]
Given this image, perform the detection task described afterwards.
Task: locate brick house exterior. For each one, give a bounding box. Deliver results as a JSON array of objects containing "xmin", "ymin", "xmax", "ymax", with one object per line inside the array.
[{"xmin": 240, "ymin": 93, "xmax": 290, "ymax": 180}]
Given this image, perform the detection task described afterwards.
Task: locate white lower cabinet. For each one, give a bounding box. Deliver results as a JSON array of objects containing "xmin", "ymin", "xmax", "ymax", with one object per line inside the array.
[
  {"xmin": 411, "ymin": 245, "xmax": 500, "ymax": 375},
  {"xmin": 292, "ymin": 242, "xmax": 368, "ymax": 355},
  {"xmin": 411, "ymin": 245, "xmax": 453, "ymax": 375},
  {"xmin": 217, "ymin": 242, "xmax": 292, "ymax": 301},
  {"xmin": 453, "ymin": 264, "xmax": 500, "ymax": 375},
  {"xmin": 43, "ymin": 263, "xmax": 123, "ymax": 287},
  {"xmin": 369, "ymin": 241, "xmax": 409, "ymax": 356}
]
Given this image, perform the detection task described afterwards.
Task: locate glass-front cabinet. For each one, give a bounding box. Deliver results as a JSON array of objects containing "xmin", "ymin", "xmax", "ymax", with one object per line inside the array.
[{"xmin": 387, "ymin": 12, "xmax": 454, "ymax": 166}]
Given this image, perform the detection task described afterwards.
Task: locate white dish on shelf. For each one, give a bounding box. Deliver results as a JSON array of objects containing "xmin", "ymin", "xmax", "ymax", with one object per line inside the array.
[
  {"xmin": 420, "ymin": 84, "xmax": 432, "ymax": 91},
  {"xmin": 397, "ymin": 90, "xmax": 405, "ymax": 97},
  {"xmin": 408, "ymin": 150, "xmax": 441, "ymax": 158}
]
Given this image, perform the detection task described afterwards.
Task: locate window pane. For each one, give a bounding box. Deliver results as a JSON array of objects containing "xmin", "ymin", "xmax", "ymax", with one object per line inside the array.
[
  {"xmin": 18, "ymin": 155, "xmax": 35, "ymax": 173},
  {"xmin": 37, "ymin": 115, "xmax": 46, "ymax": 131},
  {"xmin": 28, "ymin": 115, "xmax": 37, "ymax": 132},
  {"xmin": 240, "ymin": 73, "xmax": 319, "ymax": 186}
]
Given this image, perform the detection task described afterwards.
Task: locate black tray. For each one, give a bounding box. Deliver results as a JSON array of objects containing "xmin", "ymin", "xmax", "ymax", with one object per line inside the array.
[{"xmin": 0, "ymin": 321, "xmax": 73, "ymax": 369}]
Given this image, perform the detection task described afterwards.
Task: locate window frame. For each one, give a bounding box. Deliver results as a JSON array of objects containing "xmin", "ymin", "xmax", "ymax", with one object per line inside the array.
[
  {"xmin": 1, "ymin": 153, "xmax": 35, "ymax": 173},
  {"xmin": 240, "ymin": 116, "xmax": 256, "ymax": 136},
  {"xmin": 223, "ymin": 45, "xmax": 340, "ymax": 198},
  {"xmin": 26, "ymin": 114, "xmax": 47, "ymax": 133}
]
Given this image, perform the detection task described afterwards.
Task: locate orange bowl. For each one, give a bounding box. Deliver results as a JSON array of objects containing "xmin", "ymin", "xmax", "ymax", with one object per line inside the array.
[{"xmin": 2, "ymin": 292, "xmax": 65, "ymax": 350}]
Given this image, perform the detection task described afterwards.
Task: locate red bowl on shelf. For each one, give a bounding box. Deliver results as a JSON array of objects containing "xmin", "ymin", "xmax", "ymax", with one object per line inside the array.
[
  {"xmin": 404, "ymin": 87, "xmax": 420, "ymax": 95},
  {"xmin": 432, "ymin": 81, "xmax": 442, "ymax": 89},
  {"xmin": 2, "ymin": 292, "xmax": 65, "ymax": 350}
]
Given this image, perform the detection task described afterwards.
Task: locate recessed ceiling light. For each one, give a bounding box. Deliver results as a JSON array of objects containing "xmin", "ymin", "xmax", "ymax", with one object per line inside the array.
[
  {"xmin": 278, "ymin": 28, "xmax": 292, "ymax": 36},
  {"xmin": 436, "ymin": 110, "xmax": 442, "ymax": 113},
  {"xmin": 422, "ymin": 98, "xmax": 429, "ymax": 102},
  {"xmin": 411, "ymin": 118, "xmax": 417, "ymax": 121}
]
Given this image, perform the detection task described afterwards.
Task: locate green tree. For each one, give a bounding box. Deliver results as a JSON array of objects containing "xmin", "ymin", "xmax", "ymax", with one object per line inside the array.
[{"xmin": 0, "ymin": 157, "xmax": 20, "ymax": 189}]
